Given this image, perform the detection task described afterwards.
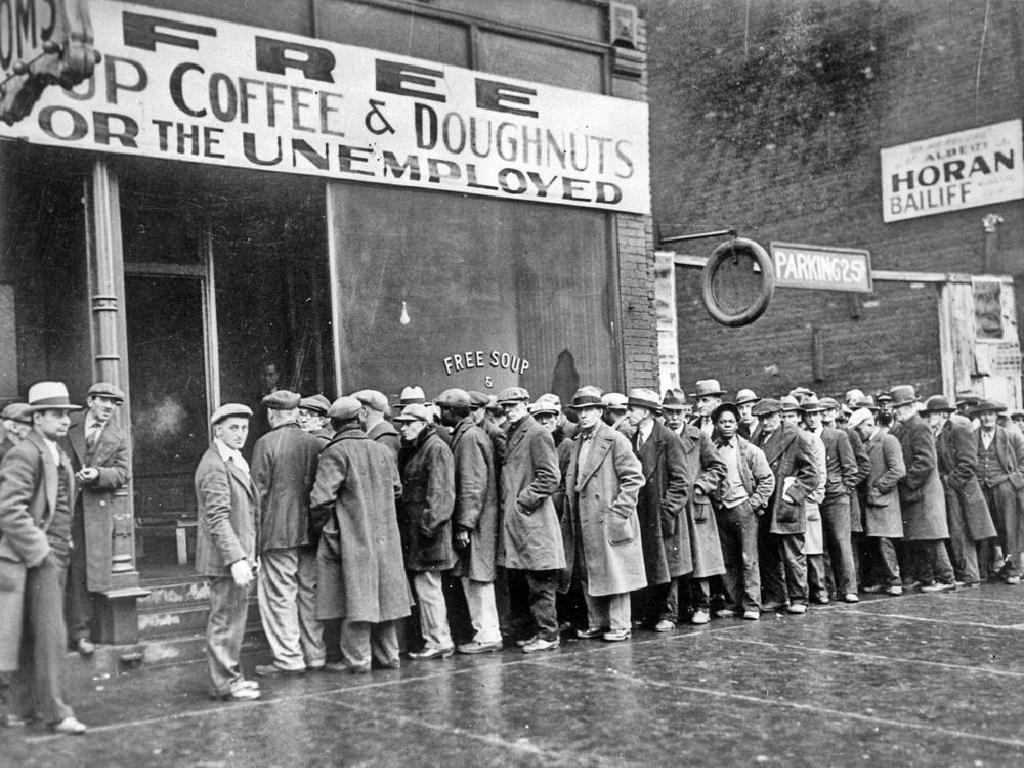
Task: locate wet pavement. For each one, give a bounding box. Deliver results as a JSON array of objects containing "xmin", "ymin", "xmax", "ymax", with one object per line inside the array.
[{"xmin": 5, "ymin": 583, "xmax": 1024, "ymax": 767}]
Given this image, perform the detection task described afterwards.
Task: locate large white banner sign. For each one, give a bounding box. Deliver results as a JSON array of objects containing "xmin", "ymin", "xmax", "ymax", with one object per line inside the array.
[
  {"xmin": 881, "ymin": 119, "xmax": 1023, "ymax": 223},
  {"xmin": 0, "ymin": 0, "xmax": 651, "ymax": 214}
]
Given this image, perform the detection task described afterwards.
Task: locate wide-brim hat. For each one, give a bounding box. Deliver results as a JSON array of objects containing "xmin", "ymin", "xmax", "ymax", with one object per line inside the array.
[
  {"xmin": 25, "ymin": 382, "xmax": 82, "ymax": 413},
  {"xmin": 888, "ymin": 385, "xmax": 919, "ymax": 409},
  {"xmin": 969, "ymin": 399, "xmax": 1006, "ymax": 417},
  {"xmin": 851, "ymin": 396, "xmax": 878, "ymax": 412},
  {"xmin": 210, "ymin": 402, "xmax": 253, "ymax": 425},
  {"xmin": 779, "ymin": 395, "xmax": 800, "ymax": 412},
  {"xmin": 710, "ymin": 402, "xmax": 740, "ymax": 424},
  {"xmin": 818, "ymin": 397, "xmax": 841, "ymax": 411},
  {"xmin": 734, "ymin": 389, "xmax": 759, "ymax": 406},
  {"xmin": 921, "ymin": 395, "xmax": 955, "ymax": 414},
  {"xmin": 570, "ymin": 386, "xmax": 604, "ymax": 410},
  {"xmin": 662, "ymin": 388, "xmax": 688, "ymax": 410},
  {"xmin": 692, "ymin": 379, "xmax": 727, "ymax": 398},
  {"xmin": 396, "ymin": 386, "xmax": 426, "ymax": 406},
  {"xmin": 87, "ymin": 382, "xmax": 125, "ymax": 403},
  {"xmin": 798, "ymin": 395, "xmax": 827, "ymax": 413},
  {"xmin": 0, "ymin": 402, "xmax": 32, "ymax": 424},
  {"xmin": 626, "ymin": 388, "xmax": 661, "ymax": 413}
]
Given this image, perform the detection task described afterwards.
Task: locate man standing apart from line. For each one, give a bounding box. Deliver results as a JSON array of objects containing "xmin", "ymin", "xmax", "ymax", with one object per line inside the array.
[
  {"xmin": 0, "ymin": 382, "xmax": 87, "ymax": 733},
  {"xmin": 496, "ymin": 387, "xmax": 564, "ymax": 653},
  {"xmin": 61, "ymin": 382, "xmax": 130, "ymax": 656},
  {"xmin": 195, "ymin": 403, "xmax": 261, "ymax": 700},
  {"xmin": 251, "ymin": 390, "xmax": 325, "ymax": 676}
]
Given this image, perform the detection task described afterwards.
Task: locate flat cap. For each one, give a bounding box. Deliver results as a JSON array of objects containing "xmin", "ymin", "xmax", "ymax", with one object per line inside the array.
[
  {"xmin": 467, "ymin": 390, "xmax": 490, "ymax": 408},
  {"xmin": 818, "ymin": 397, "xmax": 841, "ymax": 411},
  {"xmin": 538, "ymin": 393, "xmax": 562, "ymax": 409},
  {"xmin": 435, "ymin": 388, "xmax": 471, "ymax": 408},
  {"xmin": 845, "ymin": 389, "xmax": 866, "ymax": 405},
  {"xmin": 496, "ymin": 387, "xmax": 530, "ymax": 404},
  {"xmin": 530, "ymin": 399, "xmax": 560, "ymax": 416},
  {"xmin": 299, "ymin": 394, "xmax": 332, "ymax": 414},
  {"xmin": 0, "ymin": 402, "xmax": 32, "ymax": 424},
  {"xmin": 211, "ymin": 403, "xmax": 253, "ymax": 426},
  {"xmin": 752, "ymin": 398, "xmax": 783, "ymax": 416},
  {"xmin": 485, "ymin": 396, "xmax": 503, "ymax": 414},
  {"xmin": 847, "ymin": 408, "xmax": 874, "ymax": 430},
  {"xmin": 602, "ymin": 392, "xmax": 628, "ymax": 410},
  {"xmin": 261, "ymin": 390, "xmax": 301, "ymax": 410},
  {"xmin": 397, "ymin": 386, "xmax": 426, "ymax": 405},
  {"xmin": 327, "ymin": 396, "xmax": 361, "ymax": 420},
  {"xmin": 394, "ymin": 402, "xmax": 431, "ymax": 423},
  {"xmin": 87, "ymin": 382, "xmax": 125, "ymax": 403},
  {"xmin": 352, "ymin": 389, "xmax": 389, "ymax": 413}
]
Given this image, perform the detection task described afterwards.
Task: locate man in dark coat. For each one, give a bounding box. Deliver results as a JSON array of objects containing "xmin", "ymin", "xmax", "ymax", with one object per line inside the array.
[
  {"xmin": 823, "ymin": 397, "xmax": 871, "ymax": 587},
  {"xmin": 195, "ymin": 403, "xmax": 261, "ymax": 701},
  {"xmin": 394, "ymin": 403, "xmax": 456, "ymax": 659},
  {"xmin": 735, "ymin": 389, "xmax": 760, "ymax": 441},
  {"xmin": 353, "ymin": 390, "xmax": 399, "ymax": 463},
  {"xmin": 470, "ymin": 391, "xmax": 507, "ymax": 467},
  {"xmin": 251, "ymin": 390, "xmax": 324, "ymax": 676},
  {"xmin": 888, "ymin": 385, "xmax": 955, "ymax": 592},
  {"xmin": 0, "ymin": 382, "xmax": 86, "ymax": 734},
  {"xmin": 298, "ymin": 394, "xmax": 334, "ymax": 443},
  {"xmin": 495, "ymin": 387, "xmax": 563, "ymax": 653},
  {"xmin": 753, "ymin": 398, "xmax": 819, "ymax": 614},
  {"xmin": 59, "ymin": 383, "xmax": 130, "ymax": 655},
  {"xmin": 625, "ymin": 388, "xmax": 689, "ymax": 631},
  {"xmin": 973, "ymin": 399, "xmax": 1024, "ymax": 584},
  {"xmin": 310, "ymin": 397, "xmax": 411, "ymax": 672},
  {"xmin": 924, "ymin": 395, "xmax": 995, "ymax": 588},
  {"xmin": 0, "ymin": 402, "xmax": 32, "ymax": 463},
  {"xmin": 437, "ymin": 389, "xmax": 502, "ymax": 655}
]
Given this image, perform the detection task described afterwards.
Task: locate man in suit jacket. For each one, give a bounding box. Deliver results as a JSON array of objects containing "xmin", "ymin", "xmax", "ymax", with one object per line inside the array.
[
  {"xmin": 195, "ymin": 403, "xmax": 260, "ymax": 701},
  {"xmin": 561, "ymin": 387, "xmax": 646, "ymax": 642},
  {"xmin": 60, "ymin": 382, "xmax": 130, "ymax": 656},
  {"xmin": 0, "ymin": 382, "xmax": 86, "ymax": 734},
  {"xmin": 251, "ymin": 390, "xmax": 324, "ymax": 676},
  {"xmin": 973, "ymin": 399, "xmax": 1024, "ymax": 584},
  {"xmin": 753, "ymin": 398, "xmax": 819, "ymax": 614}
]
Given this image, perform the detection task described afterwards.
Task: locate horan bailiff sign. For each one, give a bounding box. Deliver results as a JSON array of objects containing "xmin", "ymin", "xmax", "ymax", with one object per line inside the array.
[
  {"xmin": 881, "ymin": 120, "xmax": 1024, "ymax": 223},
  {"xmin": 769, "ymin": 242, "xmax": 872, "ymax": 294}
]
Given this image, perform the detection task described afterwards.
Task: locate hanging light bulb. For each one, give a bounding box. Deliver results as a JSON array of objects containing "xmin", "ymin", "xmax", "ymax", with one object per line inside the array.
[{"xmin": 399, "ymin": 300, "xmax": 411, "ymax": 325}]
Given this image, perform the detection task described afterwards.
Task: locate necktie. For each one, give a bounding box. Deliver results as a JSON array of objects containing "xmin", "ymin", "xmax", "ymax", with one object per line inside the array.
[{"xmin": 86, "ymin": 423, "xmax": 101, "ymax": 451}]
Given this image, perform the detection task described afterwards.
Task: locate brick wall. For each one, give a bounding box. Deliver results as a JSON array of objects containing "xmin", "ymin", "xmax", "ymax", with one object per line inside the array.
[{"xmin": 641, "ymin": 0, "xmax": 1024, "ymax": 398}]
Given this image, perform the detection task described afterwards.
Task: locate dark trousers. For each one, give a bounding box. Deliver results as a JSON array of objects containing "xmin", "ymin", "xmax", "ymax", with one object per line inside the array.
[
  {"xmin": 206, "ymin": 577, "xmax": 252, "ymax": 695},
  {"xmin": 634, "ymin": 578, "xmax": 678, "ymax": 624},
  {"xmin": 820, "ymin": 495, "xmax": 857, "ymax": 596},
  {"xmin": 982, "ymin": 483, "xmax": 1020, "ymax": 577},
  {"xmin": 761, "ymin": 530, "xmax": 807, "ymax": 606},
  {"xmin": 863, "ymin": 536, "xmax": 901, "ymax": 586},
  {"xmin": 18, "ymin": 554, "xmax": 75, "ymax": 724},
  {"xmin": 910, "ymin": 539, "xmax": 955, "ymax": 586},
  {"xmin": 717, "ymin": 501, "xmax": 760, "ymax": 612},
  {"xmin": 520, "ymin": 570, "xmax": 558, "ymax": 641},
  {"xmin": 66, "ymin": 509, "xmax": 93, "ymax": 643}
]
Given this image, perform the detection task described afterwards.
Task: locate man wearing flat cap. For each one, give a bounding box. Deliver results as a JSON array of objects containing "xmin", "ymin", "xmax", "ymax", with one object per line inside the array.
[
  {"xmin": 353, "ymin": 390, "xmax": 400, "ymax": 463},
  {"xmin": 0, "ymin": 402, "xmax": 32, "ymax": 463},
  {"xmin": 0, "ymin": 382, "xmax": 88, "ymax": 733},
  {"xmin": 298, "ymin": 394, "xmax": 334, "ymax": 442},
  {"xmin": 61, "ymin": 382, "xmax": 130, "ymax": 656},
  {"xmin": 195, "ymin": 403, "xmax": 261, "ymax": 700},
  {"xmin": 624, "ymin": 388, "xmax": 689, "ymax": 630},
  {"xmin": 311, "ymin": 397, "xmax": 411, "ymax": 672},
  {"xmin": 468, "ymin": 390, "xmax": 506, "ymax": 468},
  {"xmin": 922, "ymin": 396, "xmax": 995, "ymax": 589},
  {"xmin": 888, "ymin": 386, "xmax": 956, "ymax": 592},
  {"xmin": 495, "ymin": 387, "xmax": 563, "ymax": 653},
  {"xmin": 250, "ymin": 391, "xmax": 325, "ymax": 676},
  {"xmin": 973, "ymin": 399, "xmax": 1024, "ymax": 584}
]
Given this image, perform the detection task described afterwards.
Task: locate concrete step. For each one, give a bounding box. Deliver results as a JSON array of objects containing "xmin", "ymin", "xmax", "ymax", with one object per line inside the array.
[
  {"xmin": 138, "ymin": 599, "xmax": 261, "ymax": 640},
  {"xmin": 140, "ymin": 624, "xmax": 268, "ymax": 668}
]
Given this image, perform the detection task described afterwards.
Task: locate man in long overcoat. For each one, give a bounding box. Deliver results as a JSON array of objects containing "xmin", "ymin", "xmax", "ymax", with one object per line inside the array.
[
  {"xmin": 195, "ymin": 403, "xmax": 261, "ymax": 701},
  {"xmin": 437, "ymin": 389, "xmax": 501, "ymax": 655},
  {"xmin": 310, "ymin": 397, "xmax": 411, "ymax": 672},
  {"xmin": 560, "ymin": 387, "xmax": 646, "ymax": 641},
  {"xmin": 60, "ymin": 382, "xmax": 130, "ymax": 655},
  {"xmin": 250, "ymin": 390, "xmax": 324, "ymax": 676},
  {"xmin": 0, "ymin": 382, "xmax": 86, "ymax": 733},
  {"xmin": 495, "ymin": 387, "xmax": 563, "ymax": 653},
  {"xmin": 972, "ymin": 399, "xmax": 1024, "ymax": 584},
  {"xmin": 849, "ymin": 408, "xmax": 906, "ymax": 595},
  {"xmin": 394, "ymin": 403, "xmax": 456, "ymax": 659},
  {"xmin": 924, "ymin": 395, "xmax": 995, "ymax": 588},
  {"xmin": 753, "ymin": 399, "xmax": 819, "ymax": 614},
  {"xmin": 888, "ymin": 385, "xmax": 956, "ymax": 592},
  {"xmin": 354, "ymin": 390, "xmax": 399, "ymax": 462},
  {"xmin": 624, "ymin": 388, "xmax": 689, "ymax": 631}
]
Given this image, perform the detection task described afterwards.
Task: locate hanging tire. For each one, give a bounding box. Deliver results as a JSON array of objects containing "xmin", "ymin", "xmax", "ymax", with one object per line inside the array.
[{"xmin": 700, "ymin": 237, "xmax": 775, "ymax": 327}]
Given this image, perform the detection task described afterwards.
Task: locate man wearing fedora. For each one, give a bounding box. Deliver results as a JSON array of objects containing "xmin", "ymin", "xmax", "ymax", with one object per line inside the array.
[
  {"xmin": 0, "ymin": 402, "xmax": 32, "ymax": 463},
  {"xmin": 250, "ymin": 391, "xmax": 325, "ymax": 676},
  {"xmin": 0, "ymin": 381, "xmax": 87, "ymax": 733},
  {"xmin": 888, "ymin": 385, "xmax": 956, "ymax": 592},
  {"xmin": 973, "ymin": 400, "xmax": 1024, "ymax": 584},
  {"xmin": 923, "ymin": 395, "xmax": 995, "ymax": 588},
  {"xmin": 661, "ymin": 388, "xmax": 691, "ymax": 436},
  {"xmin": 735, "ymin": 389, "xmax": 760, "ymax": 440},
  {"xmin": 195, "ymin": 403, "xmax": 261, "ymax": 700},
  {"xmin": 60, "ymin": 382, "xmax": 130, "ymax": 656},
  {"xmin": 495, "ymin": 387, "xmax": 563, "ymax": 653},
  {"xmin": 624, "ymin": 388, "xmax": 688, "ymax": 631},
  {"xmin": 561, "ymin": 386, "xmax": 646, "ymax": 641},
  {"xmin": 691, "ymin": 379, "xmax": 726, "ymax": 438}
]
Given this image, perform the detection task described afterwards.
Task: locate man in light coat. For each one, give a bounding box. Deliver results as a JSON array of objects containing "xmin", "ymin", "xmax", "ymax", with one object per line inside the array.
[
  {"xmin": 888, "ymin": 385, "xmax": 956, "ymax": 592},
  {"xmin": 495, "ymin": 387, "xmax": 563, "ymax": 653},
  {"xmin": 251, "ymin": 390, "xmax": 324, "ymax": 676},
  {"xmin": 195, "ymin": 403, "xmax": 261, "ymax": 701},
  {"xmin": 560, "ymin": 386, "xmax": 646, "ymax": 641}
]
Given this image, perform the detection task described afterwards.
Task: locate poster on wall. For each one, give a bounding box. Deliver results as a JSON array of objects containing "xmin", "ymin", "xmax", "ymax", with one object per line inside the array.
[
  {"xmin": 0, "ymin": 0, "xmax": 651, "ymax": 214},
  {"xmin": 881, "ymin": 120, "xmax": 1024, "ymax": 223}
]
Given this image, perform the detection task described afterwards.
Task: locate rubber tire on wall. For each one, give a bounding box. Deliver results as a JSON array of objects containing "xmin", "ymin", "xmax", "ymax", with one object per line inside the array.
[{"xmin": 700, "ymin": 237, "xmax": 775, "ymax": 327}]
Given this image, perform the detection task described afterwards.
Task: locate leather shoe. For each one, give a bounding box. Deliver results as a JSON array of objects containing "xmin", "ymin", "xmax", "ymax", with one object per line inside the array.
[
  {"xmin": 919, "ymin": 582, "xmax": 956, "ymax": 593},
  {"xmin": 742, "ymin": 610, "xmax": 760, "ymax": 621},
  {"xmin": 211, "ymin": 686, "xmax": 261, "ymax": 701},
  {"xmin": 50, "ymin": 716, "xmax": 87, "ymax": 735},
  {"xmin": 521, "ymin": 637, "xmax": 559, "ymax": 653},
  {"xmin": 575, "ymin": 627, "xmax": 605, "ymax": 640},
  {"xmin": 653, "ymin": 619, "xmax": 675, "ymax": 631},
  {"xmin": 886, "ymin": 584, "xmax": 903, "ymax": 596},
  {"xmin": 786, "ymin": 603, "xmax": 807, "ymax": 614},
  {"xmin": 75, "ymin": 638, "xmax": 95, "ymax": 656},
  {"xmin": 408, "ymin": 645, "xmax": 454, "ymax": 660},
  {"xmin": 760, "ymin": 601, "xmax": 786, "ymax": 613},
  {"xmin": 713, "ymin": 609, "xmax": 735, "ymax": 619},
  {"xmin": 457, "ymin": 640, "xmax": 503, "ymax": 654},
  {"xmin": 601, "ymin": 629, "xmax": 630, "ymax": 642},
  {"xmin": 1005, "ymin": 575, "xmax": 1021, "ymax": 585},
  {"xmin": 860, "ymin": 584, "xmax": 885, "ymax": 594},
  {"xmin": 255, "ymin": 663, "xmax": 305, "ymax": 676},
  {"xmin": 843, "ymin": 593, "xmax": 860, "ymax": 603},
  {"xmin": 514, "ymin": 634, "xmax": 539, "ymax": 648},
  {"xmin": 690, "ymin": 610, "xmax": 710, "ymax": 625}
]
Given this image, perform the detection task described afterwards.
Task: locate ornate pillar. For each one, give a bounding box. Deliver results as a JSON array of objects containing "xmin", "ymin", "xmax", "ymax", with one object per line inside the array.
[{"xmin": 83, "ymin": 158, "xmax": 148, "ymax": 645}]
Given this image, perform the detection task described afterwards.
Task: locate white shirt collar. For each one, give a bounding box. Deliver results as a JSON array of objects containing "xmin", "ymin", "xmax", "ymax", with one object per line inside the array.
[{"xmin": 214, "ymin": 438, "xmax": 245, "ymax": 465}]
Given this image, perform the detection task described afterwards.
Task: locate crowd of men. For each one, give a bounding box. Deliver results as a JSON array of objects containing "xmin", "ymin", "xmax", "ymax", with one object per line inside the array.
[{"xmin": 2, "ymin": 375, "xmax": 1023, "ymax": 732}]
